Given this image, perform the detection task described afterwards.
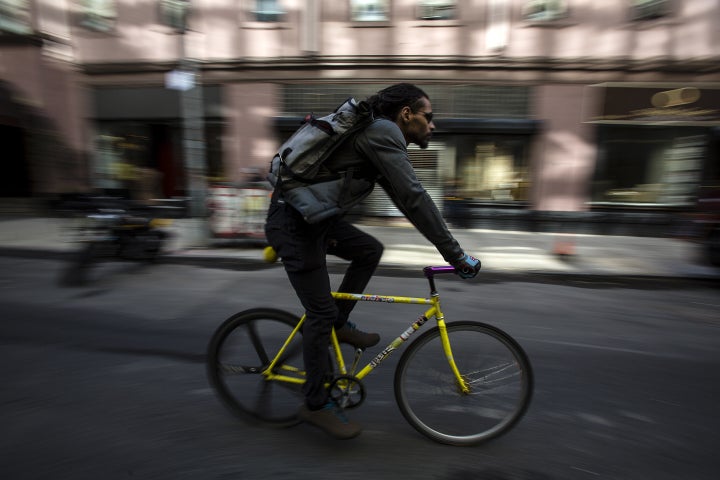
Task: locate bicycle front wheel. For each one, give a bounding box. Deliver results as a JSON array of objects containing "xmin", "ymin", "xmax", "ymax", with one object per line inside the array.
[
  {"xmin": 207, "ymin": 308, "xmax": 304, "ymax": 427},
  {"xmin": 394, "ymin": 321, "xmax": 533, "ymax": 446}
]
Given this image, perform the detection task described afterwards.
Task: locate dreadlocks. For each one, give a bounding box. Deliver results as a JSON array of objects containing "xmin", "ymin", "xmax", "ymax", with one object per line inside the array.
[{"xmin": 366, "ymin": 83, "xmax": 429, "ymax": 121}]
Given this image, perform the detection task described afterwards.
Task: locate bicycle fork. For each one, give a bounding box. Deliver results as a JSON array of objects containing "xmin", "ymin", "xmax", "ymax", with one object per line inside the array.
[{"xmin": 436, "ymin": 319, "xmax": 471, "ymax": 395}]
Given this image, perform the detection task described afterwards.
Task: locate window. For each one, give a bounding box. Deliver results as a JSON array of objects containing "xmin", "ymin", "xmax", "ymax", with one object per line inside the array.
[
  {"xmin": 252, "ymin": 0, "xmax": 284, "ymax": 22},
  {"xmin": 455, "ymin": 136, "xmax": 531, "ymax": 202},
  {"xmin": 93, "ymin": 120, "xmax": 224, "ymax": 198},
  {"xmin": 280, "ymin": 83, "xmax": 530, "ymax": 119},
  {"xmin": 361, "ymin": 143, "xmax": 447, "ymax": 216},
  {"xmin": 592, "ymin": 126, "xmax": 705, "ymax": 206},
  {"xmin": 521, "ymin": 0, "xmax": 568, "ymax": 22},
  {"xmin": 350, "ymin": 0, "xmax": 389, "ymax": 22},
  {"xmin": 630, "ymin": 0, "xmax": 670, "ymax": 21},
  {"xmin": 417, "ymin": 0, "xmax": 456, "ymax": 20},
  {"xmin": 79, "ymin": 0, "xmax": 117, "ymax": 33},
  {"xmin": 0, "ymin": 0, "xmax": 31, "ymax": 35},
  {"xmin": 159, "ymin": 0, "xmax": 191, "ymax": 32}
]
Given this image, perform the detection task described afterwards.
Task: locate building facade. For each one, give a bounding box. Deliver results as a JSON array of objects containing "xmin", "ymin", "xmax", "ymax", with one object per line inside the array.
[{"xmin": 1, "ymin": 0, "xmax": 719, "ymax": 232}]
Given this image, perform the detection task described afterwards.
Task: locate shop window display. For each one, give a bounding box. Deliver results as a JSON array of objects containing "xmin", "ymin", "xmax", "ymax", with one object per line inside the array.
[
  {"xmin": 592, "ymin": 126, "xmax": 706, "ymax": 206},
  {"xmin": 453, "ymin": 136, "xmax": 531, "ymax": 203}
]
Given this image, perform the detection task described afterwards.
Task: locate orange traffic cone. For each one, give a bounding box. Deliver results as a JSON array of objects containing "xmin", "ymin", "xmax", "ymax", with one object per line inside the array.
[{"xmin": 552, "ymin": 235, "xmax": 576, "ymax": 258}]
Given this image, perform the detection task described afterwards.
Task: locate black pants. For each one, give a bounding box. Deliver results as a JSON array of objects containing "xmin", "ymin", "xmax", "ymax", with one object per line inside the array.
[{"xmin": 265, "ymin": 202, "xmax": 384, "ymax": 409}]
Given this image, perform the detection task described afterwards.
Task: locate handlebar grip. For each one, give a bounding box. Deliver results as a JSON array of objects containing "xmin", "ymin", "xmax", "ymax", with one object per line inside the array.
[
  {"xmin": 458, "ymin": 265, "xmax": 475, "ymax": 275},
  {"xmin": 424, "ymin": 260, "xmax": 481, "ymax": 279}
]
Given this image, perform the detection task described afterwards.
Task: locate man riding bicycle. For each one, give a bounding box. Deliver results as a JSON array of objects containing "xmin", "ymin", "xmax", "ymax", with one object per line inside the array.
[{"xmin": 265, "ymin": 83, "xmax": 480, "ymax": 439}]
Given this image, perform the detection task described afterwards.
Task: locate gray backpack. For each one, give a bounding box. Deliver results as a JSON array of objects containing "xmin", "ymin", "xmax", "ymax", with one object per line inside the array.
[{"xmin": 267, "ymin": 98, "xmax": 373, "ymax": 189}]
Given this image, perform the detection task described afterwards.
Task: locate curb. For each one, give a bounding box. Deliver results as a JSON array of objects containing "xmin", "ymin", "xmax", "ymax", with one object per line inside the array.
[
  {"xmin": 160, "ymin": 253, "xmax": 720, "ymax": 287},
  {"xmin": 1, "ymin": 245, "xmax": 718, "ymax": 286}
]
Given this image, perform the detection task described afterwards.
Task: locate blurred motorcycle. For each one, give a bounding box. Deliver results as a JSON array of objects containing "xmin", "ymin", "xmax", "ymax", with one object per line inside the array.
[{"xmin": 58, "ymin": 197, "xmax": 173, "ymax": 286}]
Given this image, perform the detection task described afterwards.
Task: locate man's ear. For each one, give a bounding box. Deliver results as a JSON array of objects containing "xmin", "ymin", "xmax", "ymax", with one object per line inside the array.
[{"xmin": 399, "ymin": 106, "xmax": 412, "ymax": 124}]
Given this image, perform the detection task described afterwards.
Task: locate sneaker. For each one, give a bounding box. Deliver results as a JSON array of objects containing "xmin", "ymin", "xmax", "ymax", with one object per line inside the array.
[
  {"xmin": 298, "ymin": 402, "xmax": 362, "ymax": 439},
  {"xmin": 335, "ymin": 322, "xmax": 380, "ymax": 349}
]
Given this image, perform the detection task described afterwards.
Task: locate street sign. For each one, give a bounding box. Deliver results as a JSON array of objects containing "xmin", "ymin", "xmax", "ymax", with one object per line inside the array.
[{"xmin": 165, "ymin": 69, "xmax": 195, "ymax": 91}]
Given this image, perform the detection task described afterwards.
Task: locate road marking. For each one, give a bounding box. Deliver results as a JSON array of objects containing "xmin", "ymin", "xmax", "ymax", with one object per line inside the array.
[
  {"xmin": 517, "ymin": 337, "xmax": 691, "ymax": 359},
  {"xmin": 571, "ymin": 466, "xmax": 600, "ymax": 476}
]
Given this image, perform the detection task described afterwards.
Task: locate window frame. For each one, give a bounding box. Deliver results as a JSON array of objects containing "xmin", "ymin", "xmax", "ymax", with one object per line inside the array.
[
  {"xmin": 0, "ymin": 0, "xmax": 32, "ymax": 35},
  {"xmin": 77, "ymin": 0, "xmax": 117, "ymax": 33},
  {"xmin": 521, "ymin": 0, "xmax": 570, "ymax": 24},
  {"xmin": 158, "ymin": 0, "xmax": 191, "ymax": 33},
  {"xmin": 630, "ymin": 0, "xmax": 671, "ymax": 22},
  {"xmin": 416, "ymin": 0, "xmax": 457, "ymax": 21},
  {"xmin": 350, "ymin": 0, "xmax": 390, "ymax": 23},
  {"xmin": 251, "ymin": 0, "xmax": 285, "ymax": 22}
]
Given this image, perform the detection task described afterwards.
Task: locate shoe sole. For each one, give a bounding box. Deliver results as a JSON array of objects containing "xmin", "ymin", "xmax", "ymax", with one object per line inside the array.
[{"xmin": 298, "ymin": 408, "xmax": 362, "ymax": 440}]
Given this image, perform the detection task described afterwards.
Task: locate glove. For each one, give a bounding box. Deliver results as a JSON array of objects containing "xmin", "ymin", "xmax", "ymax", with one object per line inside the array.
[{"xmin": 451, "ymin": 253, "xmax": 481, "ymax": 279}]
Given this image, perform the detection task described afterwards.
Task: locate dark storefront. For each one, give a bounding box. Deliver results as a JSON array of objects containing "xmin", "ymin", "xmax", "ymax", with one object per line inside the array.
[
  {"xmin": 590, "ymin": 84, "xmax": 719, "ymax": 206},
  {"xmin": 91, "ymin": 86, "xmax": 224, "ymax": 201},
  {"xmin": 586, "ymin": 83, "xmax": 720, "ymax": 235}
]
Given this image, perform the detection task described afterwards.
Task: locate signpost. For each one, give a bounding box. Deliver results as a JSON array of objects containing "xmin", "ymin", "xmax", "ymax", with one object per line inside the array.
[{"xmin": 165, "ymin": 0, "xmax": 208, "ymax": 244}]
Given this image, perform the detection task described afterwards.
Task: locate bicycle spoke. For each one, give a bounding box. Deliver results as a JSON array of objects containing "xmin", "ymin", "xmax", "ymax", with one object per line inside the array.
[
  {"xmin": 464, "ymin": 363, "xmax": 522, "ymax": 389},
  {"xmin": 246, "ymin": 320, "xmax": 270, "ymax": 365},
  {"xmin": 252, "ymin": 379, "xmax": 274, "ymax": 420}
]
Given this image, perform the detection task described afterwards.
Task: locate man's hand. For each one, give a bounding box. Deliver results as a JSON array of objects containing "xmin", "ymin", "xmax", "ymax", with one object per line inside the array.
[{"xmin": 451, "ymin": 253, "xmax": 481, "ymax": 279}]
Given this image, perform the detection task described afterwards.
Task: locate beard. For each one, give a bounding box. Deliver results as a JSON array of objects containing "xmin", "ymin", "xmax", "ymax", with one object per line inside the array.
[{"xmin": 416, "ymin": 135, "xmax": 431, "ymax": 149}]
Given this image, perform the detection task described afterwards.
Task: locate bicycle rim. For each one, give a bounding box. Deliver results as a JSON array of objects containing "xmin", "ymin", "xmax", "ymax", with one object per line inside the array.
[
  {"xmin": 394, "ymin": 321, "xmax": 533, "ymax": 446},
  {"xmin": 207, "ymin": 308, "xmax": 304, "ymax": 427}
]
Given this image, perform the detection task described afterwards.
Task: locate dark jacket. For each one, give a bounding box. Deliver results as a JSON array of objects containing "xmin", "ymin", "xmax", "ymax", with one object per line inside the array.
[{"xmin": 282, "ymin": 117, "xmax": 463, "ymax": 262}]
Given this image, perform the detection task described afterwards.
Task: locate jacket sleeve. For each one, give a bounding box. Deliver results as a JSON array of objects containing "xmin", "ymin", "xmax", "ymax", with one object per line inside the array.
[{"xmin": 355, "ymin": 120, "xmax": 464, "ymax": 263}]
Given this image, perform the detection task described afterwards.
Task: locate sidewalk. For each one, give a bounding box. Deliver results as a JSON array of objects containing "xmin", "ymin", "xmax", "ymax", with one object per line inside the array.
[{"xmin": 0, "ymin": 216, "xmax": 718, "ymax": 281}]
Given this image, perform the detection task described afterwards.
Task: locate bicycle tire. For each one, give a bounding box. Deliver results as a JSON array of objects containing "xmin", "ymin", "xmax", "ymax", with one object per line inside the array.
[
  {"xmin": 207, "ymin": 308, "xmax": 304, "ymax": 427},
  {"xmin": 394, "ymin": 321, "xmax": 533, "ymax": 446}
]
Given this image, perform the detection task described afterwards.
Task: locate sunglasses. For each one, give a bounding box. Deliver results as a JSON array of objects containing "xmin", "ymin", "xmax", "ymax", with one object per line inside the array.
[{"xmin": 418, "ymin": 111, "xmax": 434, "ymax": 123}]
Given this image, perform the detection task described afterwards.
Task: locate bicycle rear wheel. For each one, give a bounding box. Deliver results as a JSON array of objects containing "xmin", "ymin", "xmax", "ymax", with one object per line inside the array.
[
  {"xmin": 207, "ymin": 308, "xmax": 304, "ymax": 427},
  {"xmin": 394, "ymin": 321, "xmax": 533, "ymax": 446}
]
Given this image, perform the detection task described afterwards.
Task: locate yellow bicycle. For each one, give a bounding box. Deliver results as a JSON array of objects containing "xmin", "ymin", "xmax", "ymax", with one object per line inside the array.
[{"xmin": 207, "ymin": 266, "xmax": 533, "ymax": 446}]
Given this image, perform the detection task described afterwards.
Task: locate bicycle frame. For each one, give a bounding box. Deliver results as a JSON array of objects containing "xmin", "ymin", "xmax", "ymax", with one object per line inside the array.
[{"xmin": 262, "ymin": 266, "xmax": 470, "ymax": 394}]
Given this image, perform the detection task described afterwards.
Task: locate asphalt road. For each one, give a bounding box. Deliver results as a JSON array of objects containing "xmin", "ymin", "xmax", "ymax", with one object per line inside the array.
[{"xmin": 1, "ymin": 256, "xmax": 719, "ymax": 480}]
